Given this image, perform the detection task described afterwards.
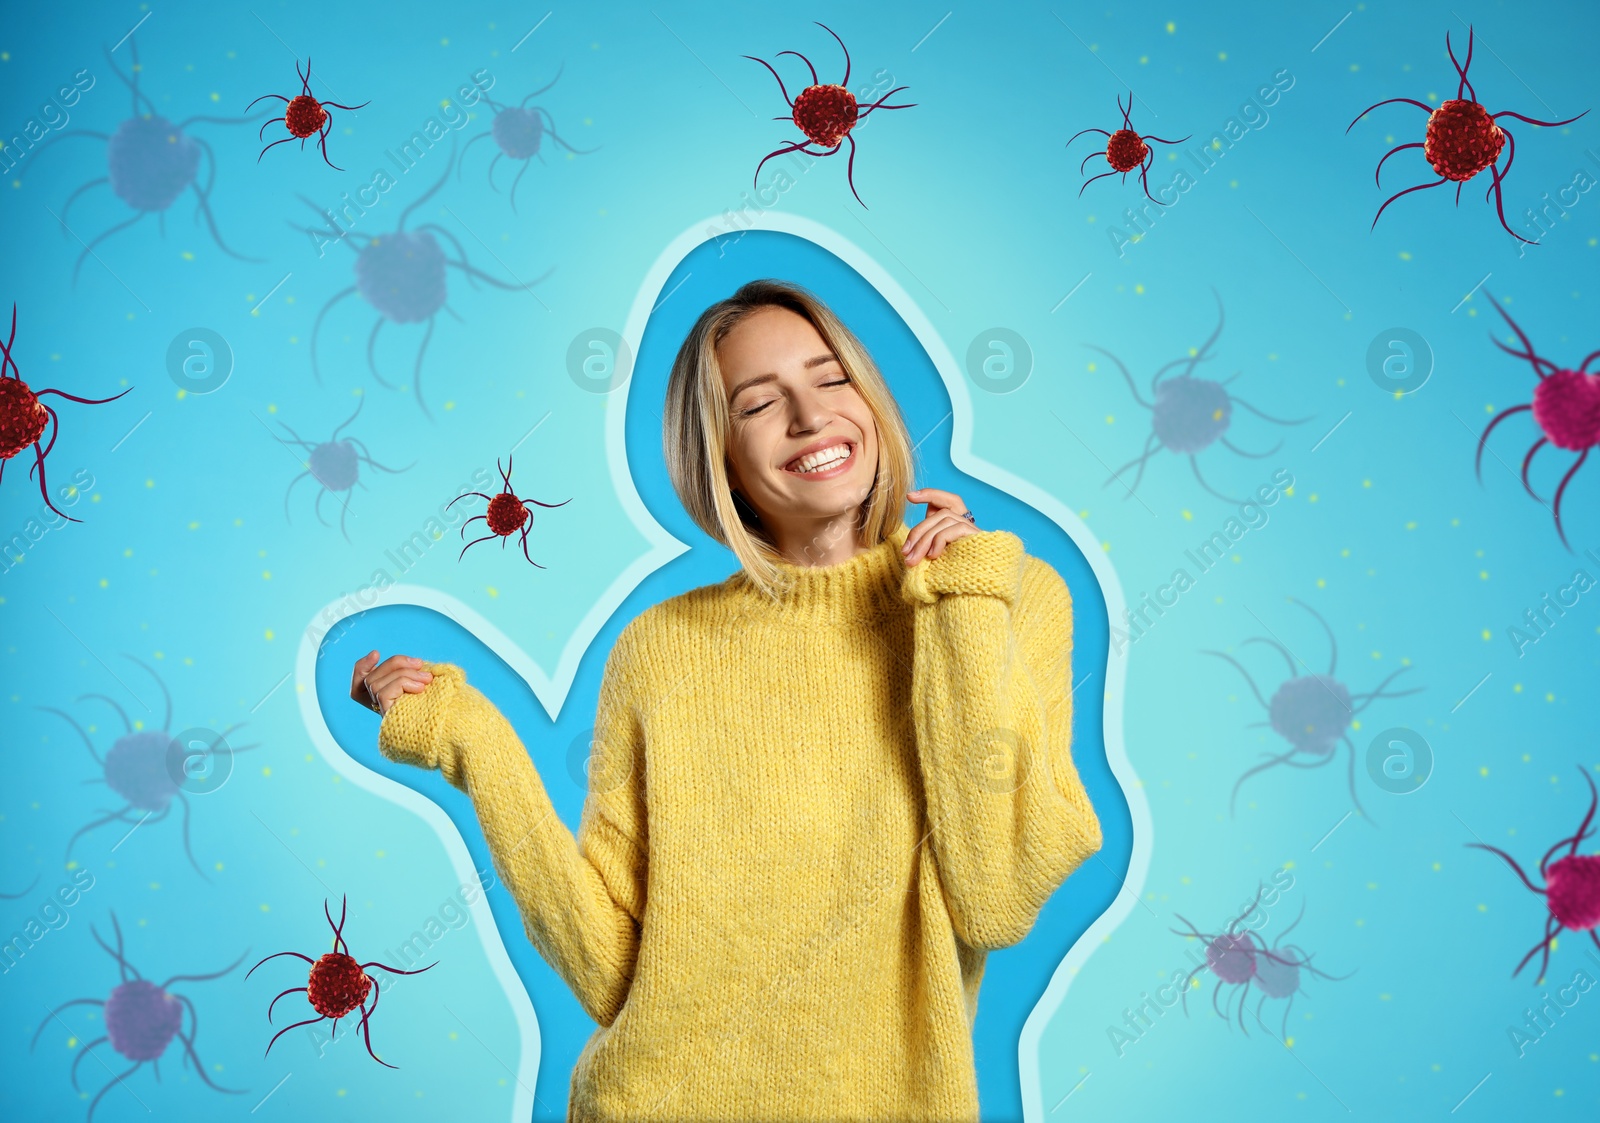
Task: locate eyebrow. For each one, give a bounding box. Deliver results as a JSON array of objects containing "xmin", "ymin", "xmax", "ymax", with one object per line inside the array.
[{"xmin": 728, "ymin": 353, "xmax": 841, "ymax": 403}]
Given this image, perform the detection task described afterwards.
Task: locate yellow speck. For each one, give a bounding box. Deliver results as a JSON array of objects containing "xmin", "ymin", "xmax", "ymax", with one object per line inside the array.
[
  {"xmin": 1218, "ymin": 51, "xmax": 1227, "ymax": 60},
  {"xmin": 99, "ymin": 578, "xmax": 108, "ymax": 588},
  {"xmin": 1480, "ymin": 766, "xmax": 1490, "ymax": 777},
  {"xmin": 188, "ymin": 521, "xmax": 199, "ymax": 531},
  {"xmin": 1181, "ymin": 510, "xmax": 1192, "ymax": 521},
  {"xmin": 1398, "ymin": 251, "xmax": 1412, "ymax": 261},
  {"xmin": 261, "ymin": 767, "xmax": 271, "ymax": 778},
  {"xmin": 1166, "ymin": 21, "xmax": 1176, "ymax": 32},
  {"xmin": 1432, "ymin": 862, "xmax": 1441, "ymax": 871},
  {"xmin": 262, "ymin": 571, "xmax": 271, "ymax": 580},
  {"xmin": 487, "ymin": 586, "xmax": 499, "ymax": 598},
  {"xmin": 376, "ymin": 849, "xmax": 386, "ymax": 858},
  {"xmin": 265, "ymin": 629, "xmax": 275, "ymax": 641}
]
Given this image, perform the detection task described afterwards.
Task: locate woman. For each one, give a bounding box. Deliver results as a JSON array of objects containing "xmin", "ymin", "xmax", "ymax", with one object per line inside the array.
[{"xmin": 351, "ymin": 279, "xmax": 1103, "ymax": 1122}]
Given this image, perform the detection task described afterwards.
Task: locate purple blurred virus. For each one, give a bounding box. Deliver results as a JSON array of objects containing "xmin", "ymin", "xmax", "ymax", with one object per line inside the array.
[
  {"xmin": 21, "ymin": 32, "xmax": 264, "ymax": 283},
  {"xmin": 31, "ymin": 912, "xmax": 247, "ymax": 1121}
]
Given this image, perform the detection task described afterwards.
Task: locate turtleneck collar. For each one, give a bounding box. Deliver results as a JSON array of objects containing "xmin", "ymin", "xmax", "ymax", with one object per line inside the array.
[{"xmin": 725, "ymin": 522, "xmax": 913, "ymax": 627}]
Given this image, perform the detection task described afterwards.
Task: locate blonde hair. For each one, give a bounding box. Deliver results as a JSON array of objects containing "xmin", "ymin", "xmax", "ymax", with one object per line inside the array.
[{"xmin": 662, "ymin": 278, "xmax": 915, "ymax": 600}]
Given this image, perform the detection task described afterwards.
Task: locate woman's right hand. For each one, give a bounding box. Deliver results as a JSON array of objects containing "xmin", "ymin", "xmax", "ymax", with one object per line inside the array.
[{"xmin": 352, "ymin": 651, "xmax": 434, "ymax": 717}]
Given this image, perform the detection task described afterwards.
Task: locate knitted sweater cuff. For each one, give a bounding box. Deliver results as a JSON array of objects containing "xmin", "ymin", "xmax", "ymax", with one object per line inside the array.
[
  {"xmin": 377, "ymin": 662, "xmax": 471, "ymax": 787},
  {"xmin": 900, "ymin": 529, "xmax": 1027, "ymax": 607}
]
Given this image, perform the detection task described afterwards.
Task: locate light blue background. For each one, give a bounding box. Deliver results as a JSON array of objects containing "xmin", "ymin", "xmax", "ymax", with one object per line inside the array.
[{"xmin": 3, "ymin": 2, "xmax": 1598, "ymax": 1121}]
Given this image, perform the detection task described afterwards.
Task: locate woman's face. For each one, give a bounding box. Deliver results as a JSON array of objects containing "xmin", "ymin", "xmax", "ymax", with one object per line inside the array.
[{"xmin": 717, "ymin": 305, "xmax": 880, "ymax": 537}]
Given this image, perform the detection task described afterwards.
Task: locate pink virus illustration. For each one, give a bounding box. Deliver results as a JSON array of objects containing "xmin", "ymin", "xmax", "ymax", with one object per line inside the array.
[
  {"xmin": 20, "ymin": 32, "xmax": 263, "ymax": 282},
  {"xmin": 1170, "ymin": 886, "xmax": 1350, "ymax": 1039},
  {"xmin": 1066, "ymin": 91, "xmax": 1190, "ymax": 204},
  {"xmin": 1347, "ymin": 25, "xmax": 1588, "ymax": 243},
  {"xmin": 277, "ymin": 396, "xmax": 413, "ymax": 542},
  {"xmin": 458, "ymin": 61, "xmax": 598, "ymax": 214},
  {"xmin": 248, "ymin": 895, "xmax": 435, "ymax": 1067},
  {"xmin": 40, "ymin": 654, "xmax": 256, "ymax": 878},
  {"xmin": 1203, "ymin": 597, "xmax": 1423, "ymax": 822},
  {"xmin": 293, "ymin": 142, "xmax": 551, "ymax": 418},
  {"xmin": 1476, "ymin": 292, "xmax": 1599, "ymax": 550},
  {"xmin": 248, "ymin": 57, "xmax": 370, "ymax": 171},
  {"xmin": 0, "ymin": 304, "xmax": 131, "ymax": 522},
  {"xmin": 745, "ymin": 21, "xmax": 915, "ymax": 208},
  {"xmin": 1467, "ymin": 766, "xmax": 1600, "ymax": 984},
  {"xmin": 1088, "ymin": 291, "xmax": 1311, "ymax": 503},
  {"xmin": 448, "ymin": 454, "xmax": 570, "ymax": 567},
  {"xmin": 31, "ymin": 912, "xmax": 246, "ymax": 1122}
]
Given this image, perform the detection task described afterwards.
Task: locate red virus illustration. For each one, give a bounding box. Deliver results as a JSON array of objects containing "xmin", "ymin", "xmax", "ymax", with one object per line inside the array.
[
  {"xmin": 277, "ymin": 397, "xmax": 413, "ymax": 542},
  {"xmin": 293, "ymin": 140, "xmax": 550, "ymax": 418},
  {"xmin": 1476, "ymin": 292, "xmax": 1599, "ymax": 549},
  {"xmin": 1, "ymin": 305, "xmax": 131, "ymax": 522},
  {"xmin": 31, "ymin": 913, "xmax": 246, "ymax": 1122},
  {"xmin": 1089, "ymin": 291, "xmax": 1311, "ymax": 503},
  {"xmin": 1347, "ymin": 26, "xmax": 1588, "ymax": 243},
  {"xmin": 1066, "ymin": 92, "xmax": 1190, "ymax": 204},
  {"xmin": 20, "ymin": 32, "xmax": 262, "ymax": 281},
  {"xmin": 448, "ymin": 455, "xmax": 570, "ymax": 566},
  {"xmin": 745, "ymin": 21, "xmax": 915, "ymax": 207},
  {"xmin": 40, "ymin": 653, "xmax": 256, "ymax": 878},
  {"xmin": 1467, "ymin": 767, "xmax": 1600, "ymax": 984},
  {"xmin": 459, "ymin": 61, "xmax": 599, "ymax": 214},
  {"xmin": 1203, "ymin": 598, "xmax": 1422, "ymax": 822},
  {"xmin": 248, "ymin": 895, "xmax": 435, "ymax": 1067},
  {"xmin": 248, "ymin": 58, "xmax": 369, "ymax": 171},
  {"xmin": 1170, "ymin": 888, "xmax": 1351, "ymax": 1039}
]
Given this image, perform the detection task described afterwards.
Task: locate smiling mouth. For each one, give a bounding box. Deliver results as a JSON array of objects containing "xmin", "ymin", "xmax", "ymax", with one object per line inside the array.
[{"xmin": 784, "ymin": 442, "xmax": 855, "ymax": 475}]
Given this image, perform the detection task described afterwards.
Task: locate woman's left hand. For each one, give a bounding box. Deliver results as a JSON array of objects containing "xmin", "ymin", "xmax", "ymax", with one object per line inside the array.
[{"xmin": 902, "ymin": 487, "xmax": 980, "ymax": 566}]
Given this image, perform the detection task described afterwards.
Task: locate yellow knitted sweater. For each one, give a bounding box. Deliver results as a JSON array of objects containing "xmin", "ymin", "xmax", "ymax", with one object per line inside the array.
[{"xmin": 378, "ymin": 522, "xmax": 1103, "ymax": 1122}]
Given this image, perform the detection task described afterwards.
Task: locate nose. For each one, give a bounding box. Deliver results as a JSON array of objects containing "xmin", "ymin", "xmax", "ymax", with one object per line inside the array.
[{"xmin": 786, "ymin": 382, "xmax": 831, "ymax": 435}]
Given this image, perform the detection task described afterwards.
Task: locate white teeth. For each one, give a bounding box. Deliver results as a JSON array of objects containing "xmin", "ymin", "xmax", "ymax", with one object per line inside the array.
[{"xmin": 790, "ymin": 444, "xmax": 851, "ymax": 473}]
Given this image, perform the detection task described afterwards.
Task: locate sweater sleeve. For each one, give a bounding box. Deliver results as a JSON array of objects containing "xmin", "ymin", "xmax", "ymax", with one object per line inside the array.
[
  {"xmin": 900, "ymin": 529, "xmax": 1103, "ymax": 950},
  {"xmin": 376, "ymin": 629, "xmax": 649, "ymax": 1027}
]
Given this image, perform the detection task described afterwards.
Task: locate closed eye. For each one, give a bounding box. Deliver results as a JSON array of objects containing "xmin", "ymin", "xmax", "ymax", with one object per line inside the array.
[{"xmin": 737, "ymin": 377, "xmax": 852, "ymax": 417}]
